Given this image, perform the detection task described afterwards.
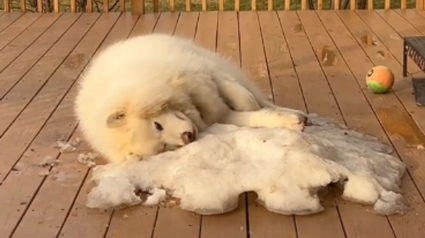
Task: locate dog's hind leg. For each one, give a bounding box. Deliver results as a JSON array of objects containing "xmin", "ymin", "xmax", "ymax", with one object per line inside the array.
[
  {"xmin": 213, "ymin": 73, "xmax": 262, "ymax": 112},
  {"xmin": 216, "ymin": 81, "xmax": 262, "ymax": 111},
  {"xmin": 214, "ymin": 72, "xmax": 306, "ymax": 117},
  {"xmin": 212, "ymin": 71, "xmax": 308, "ymax": 125}
]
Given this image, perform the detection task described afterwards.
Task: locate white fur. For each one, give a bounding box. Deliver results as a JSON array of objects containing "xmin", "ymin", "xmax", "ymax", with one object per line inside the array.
[{"xmin": 74, "ymin": 34, "xmax": 306, "ymax": 164}]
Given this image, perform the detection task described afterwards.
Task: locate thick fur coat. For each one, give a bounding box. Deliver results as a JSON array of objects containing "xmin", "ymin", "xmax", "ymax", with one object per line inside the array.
[{"xmin": 74, "ymin": 34, "xmax": 307, "ymax": 163}]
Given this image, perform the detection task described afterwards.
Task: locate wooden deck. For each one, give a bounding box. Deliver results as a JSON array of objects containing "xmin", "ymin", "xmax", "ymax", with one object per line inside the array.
[{"xmin": 1, "ymin": 9, "xmax": 425, "ymax": 238}]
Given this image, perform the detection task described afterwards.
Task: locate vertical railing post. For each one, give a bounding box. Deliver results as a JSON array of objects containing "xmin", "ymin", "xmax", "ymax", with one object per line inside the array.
[
  {"xmin": 186, "ymin": 0, "xmax": 191, "ymax": 11},
  {"xmin": 416, "ymin": 0, "xmax": 424, "ymax": 9},
  {"xmin": 368, "ymin": 0, "xmax": 373, "ymax": 9},
  {"xmin": 301, "ymin": 0, "xmax": 306, "ymax": 10},
  {"xmin": 20, "ymin": 0, "xmax": 26, "ymax": 12},
  {"xmin": 350, "ymin": 0, "xmax": 356, "ymax": 9},
  {"xmin": 3, "ymin": 0, "xmax": 10, "ymax": 12},
  {"xmin": 318, "ymin": 0, "xmax": 323, "ymax": 10},
  {"xmin": 131, "ymin": 0, "xmax": 145, "ymax": 14},
  {"xmin": 37, "ymin": 0, "xmax": 43, "ymax": 12},
  {"xmin": 285, "ymin": 0, "xmax": 290, "ymax": 11}
]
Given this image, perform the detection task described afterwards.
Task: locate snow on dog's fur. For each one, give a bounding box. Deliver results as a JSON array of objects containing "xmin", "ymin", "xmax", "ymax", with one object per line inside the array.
[{"xmin": 74, "ymin": 33, "xmax": 307, "ymax": 164}]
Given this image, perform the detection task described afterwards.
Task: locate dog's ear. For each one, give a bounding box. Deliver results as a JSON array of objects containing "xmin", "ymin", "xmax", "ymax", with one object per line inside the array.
[{"xmin": 106, "ymin": 111, "xmax": 127, "ymax": 128}]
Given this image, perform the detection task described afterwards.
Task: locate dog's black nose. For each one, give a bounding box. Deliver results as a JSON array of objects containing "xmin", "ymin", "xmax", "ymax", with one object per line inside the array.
[{"xmin": 181, "ymin": 131, "xmax": 195, "ymax": 144}]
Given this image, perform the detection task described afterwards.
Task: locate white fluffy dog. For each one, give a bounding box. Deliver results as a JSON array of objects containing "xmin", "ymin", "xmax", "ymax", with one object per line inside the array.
[{"xmin": 74, "ymin": 34, "xmax": 307, "ymax": 164}]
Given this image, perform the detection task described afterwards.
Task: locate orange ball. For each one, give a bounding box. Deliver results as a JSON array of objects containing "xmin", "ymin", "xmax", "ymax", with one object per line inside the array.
[{"xmin": 365, "ymin": 66, "xmax": 394, "ymax": 94}]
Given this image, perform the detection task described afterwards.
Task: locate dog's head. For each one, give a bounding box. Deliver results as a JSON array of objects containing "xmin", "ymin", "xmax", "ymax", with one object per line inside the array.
[{"xmin": 105, "ymin": 106, "xmax": 199, "ymax": 160}]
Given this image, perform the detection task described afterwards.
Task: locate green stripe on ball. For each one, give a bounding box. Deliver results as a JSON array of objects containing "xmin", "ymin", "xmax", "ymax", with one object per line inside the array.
[{"xmin": 367, "ymin": 81, "xmax": 389, "ymax": 94}]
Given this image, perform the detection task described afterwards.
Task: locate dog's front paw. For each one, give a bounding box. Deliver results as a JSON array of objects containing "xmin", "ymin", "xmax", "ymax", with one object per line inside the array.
[{"xmin": 285, "ymin": 113, "xmax": 307, "ymax": 132}]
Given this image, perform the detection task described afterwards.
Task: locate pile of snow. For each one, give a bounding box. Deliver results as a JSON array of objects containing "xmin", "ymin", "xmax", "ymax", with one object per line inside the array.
[{"xmin": 85, "ymin": 114, "xmax": 407, "ymax": 216}]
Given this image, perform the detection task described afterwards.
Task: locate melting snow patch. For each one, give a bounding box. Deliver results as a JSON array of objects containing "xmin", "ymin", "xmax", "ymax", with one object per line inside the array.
[
  {"xmin": 55, "ymin": 141, "xmax": 76, "ymax": 153},
  {"xmin": 55, "ymin": 138, "xmax": 81, "ymax": 153},
  {"xmin": 77, "ymin": 152, "xmax": 98, "ymax": 167},
  {"xmin": 85, "ymin": 114, "xmax": 407, "ymax": 216},
  {"xmin": 38, "ymin": 156, "xmax": 60, "ymax": 167}
]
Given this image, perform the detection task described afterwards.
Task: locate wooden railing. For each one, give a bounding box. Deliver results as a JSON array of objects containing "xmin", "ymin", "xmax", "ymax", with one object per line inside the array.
[{"xmin": 1, "ymin": 0, "xmax": 424, "ymax": 13}]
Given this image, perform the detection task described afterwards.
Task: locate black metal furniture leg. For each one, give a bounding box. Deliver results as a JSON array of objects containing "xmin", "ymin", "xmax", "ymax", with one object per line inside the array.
[{"xmin": 403, "ymin": 41, "xmax": 407, "ymax": 77}]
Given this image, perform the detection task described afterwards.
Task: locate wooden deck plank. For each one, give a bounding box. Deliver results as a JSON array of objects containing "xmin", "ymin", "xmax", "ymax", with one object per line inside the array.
[
  {"xmin": 374, "ymin": 9, "xmax": 425, "ymax": 81},
  {"xmin": 356, "ymin": 9, "xmax": 425, "ymax": 199},
  {"xmin": 10, "ymin": 130, "xmax": 85, "ymax": 238},
  {"xmin": 174, "ymin": 12, "xmax": 199, "ymax": 39},
  {"xmin": 195, "ymin": 11, "xmax": 217, "ymax": 51},
  {"xmin": 416, "ymin": 8, "xmax": 425, "ymax": 18},
  {"xmin": 147, "ymin": 13, "xmax": 202, "ymax": 238},
  {"xmin": 1, "ymin": 10, "xmax": 425, "ymax": 238},
  {"xmin": 277, "ymin": 11, "xmax": 343, "ymax": 122},
  {"xmin": 248, "ymin": 11, "xmax": 300, "ymax": 238},
  {"xmin": 394, "ymin": 9, "xmax": 425, "ymax": 34},
  {"xmin": 0, "ymin": 13, "xmax": 42, "ymax": 51},
  {"xmin": 103, "ymin": 13, "xmax": 163, "ymax": 238},
  {"xmin": 0, "ymin": 13, "xmax": 81, "ymax": 107},
  {"xmin": 91, "ymin": 13, "xmax": 169, "ymax": 238},
  {"xmin": 332, "ymin": 9, "xmax": 425, "ymax": 238},
  {"xmin": 239, "ymin": 10, "xmax": 292, "ymax": 238},
  {"xmin": 297, "ymin": 10, "xmax": 397, "ymax": 238},
  {"xmin": 106, "ymin": 205, "xmax": 158, "ymax": 238},
  {"xmin": 239, "ymin": 11, "xmax": 272, "ymax": 99},
  {"xmin": 0, "ymin": 13, "xmax": 61, "ymax": 73},
  {"xmin": 258, "ymin": 12, "xmax": 306, "ymax": 112},
  {"xmin": 200, "ymin": 196, "xmax": 247, "ymax": 238},
  {"xmin": 91, "ymin": 14, "xmax": 163, "ymax": 238},
  {"xmin": 298, "ymin": 11, "xmax": 385, "ymax": 136},
  {"xmin": 277, "ymin": 25, "xmax": 345, "ymax": 238},
  {"xmin": 197, "ymin": 11, "xmax": 248, "ymax": 238},
  {"xmin": 0, "ymin": 13, "xmax": 22, "ymax": 33},
  {"xmin": 53, "ymin": 14, "xmax": 150, "ymax": 238},
  {"xmin": 320, "ymin": 9, "xmax": 425, "ymax": 238},
  {"xmin": 0, "ymin": 13, "xmax": 120, "ymax": 238},
  {"xmin": 129, "ymin": 14, "xmax": 159, "ymax": 37},
  {"xmin": 278, "ymin": 11, "xmax": 346, "ymax": 238},
  {"xmin": 153, "ymin": 12, "xmax": 180, "ymax": 35},
  {"xmin": 10, "ymin": 13, "xmax": 138, "ymax": 238},
  {"xmin": 356, "ymin": 10, "xmax": 425, "ymax": 133},
  {"xmin": 217, "ymin": 12, "xmax": 240, "ymax": 64},
  {"xmin": 0, "ymin": 13, "xmax": 100, "ymax": 238},
  {"xmin": 58, "ymin": 15, "xmax": 156, "ymax": 238},
  {"xmin": 58, "ymin": 170, "xmax": 112, "ymax": 238},
  {"xmin": 0, "ymin": 14, "xmax": 100, "ymax": 183}
]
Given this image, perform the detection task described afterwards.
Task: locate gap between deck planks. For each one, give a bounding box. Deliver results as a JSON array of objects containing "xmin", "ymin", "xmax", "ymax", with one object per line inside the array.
[
  {"xmin": 0, "ymin": 13, "xmax": 41, "ymax": 51},
  {"xmin": 0, "ymin": 13, "xmax": 61, "ymax": 74},
  {"xmin": 298, "ymin": 9, "xmax": 423, "ymax": 238},
  {"xmin": 0, "ymin": 12, "xmax": 116, "ymax": 238},
  {"xmin": 276, "ymin": 11, "xmax": 348, "ymax": 238},
  {"xmin": 0, "ymin": 13, "xmax": 100, "ymax": 182},
  {"xmin": 358, "ymin": 9, "xmax": 425, "ymax": 193},
  {"xmin": 0, "ymin": 13, "xmax": 23, "ymax": 33},
  {"xmin": 0, "ymin": 13, "xmax": 83, "ymax": 138},
  {"xmin": 334, "ymin": 9, "xmax": 425, "ymax": 238},
  {"xmin": 0, "ymin": 10, "xmax": 425, "ymax": 238},
  {"xmin": 60, "ymin": 13, "xmax": 161, "ymax": 238}
]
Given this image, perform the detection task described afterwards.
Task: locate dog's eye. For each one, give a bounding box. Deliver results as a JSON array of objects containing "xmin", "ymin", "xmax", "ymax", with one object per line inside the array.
[
  {"xmin": 154, "ymin": 122, "xmax": 163, "ymax": 131},
  {"xmin": 116, "ymin": 113, "xmax": 125, "ymax": 119}
]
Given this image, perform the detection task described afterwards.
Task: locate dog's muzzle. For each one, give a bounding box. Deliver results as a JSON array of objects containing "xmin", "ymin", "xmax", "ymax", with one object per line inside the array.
[{"xmin": 181, "ymin": 131, "xmax": 196, "ymax": 145}]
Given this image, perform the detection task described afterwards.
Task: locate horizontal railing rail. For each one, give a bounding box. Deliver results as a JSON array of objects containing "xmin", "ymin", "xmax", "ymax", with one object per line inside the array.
[{"xmin": 1, "ymin": 0, "xmax": 423, "ymax": 14}]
